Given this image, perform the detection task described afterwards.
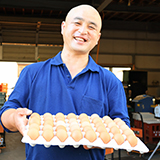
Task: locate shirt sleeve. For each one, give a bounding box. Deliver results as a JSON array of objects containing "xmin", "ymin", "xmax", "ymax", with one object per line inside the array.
[
  {"xmin": 107, "ymin": 79, "xmax": 130, "ymax": 127},
  {"xmin": 0, "ymin": 66, "xmax": 32, "ymax": 132}
]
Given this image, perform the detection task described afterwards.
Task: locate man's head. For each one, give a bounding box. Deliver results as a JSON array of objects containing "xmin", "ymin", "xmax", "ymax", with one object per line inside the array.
[{"xmin": 61, "ymin": 5, "xmax": 102, "ymax": 55}]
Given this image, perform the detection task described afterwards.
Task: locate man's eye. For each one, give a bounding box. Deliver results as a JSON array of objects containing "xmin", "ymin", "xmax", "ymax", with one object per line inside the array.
[
  {"xmin": 75, "ymin": 22, "xmax": 81, "ymax": 25},
  {"xmin": 89, "ymin": 26, "xmax": 95, "ymax": 30}
]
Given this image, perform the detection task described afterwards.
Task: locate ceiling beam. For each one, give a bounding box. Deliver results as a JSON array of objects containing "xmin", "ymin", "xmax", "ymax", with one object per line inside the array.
[{"xmin": 97, "ymin": 0, "xmax": 112, "ymax": 12}]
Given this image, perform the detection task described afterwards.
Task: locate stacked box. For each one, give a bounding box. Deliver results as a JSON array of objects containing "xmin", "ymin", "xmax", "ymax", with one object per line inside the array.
[
  {"xmin": 0, "ymin": 83, "xmax": 8, "ymax": 93},
  {"xmin": 133, "ymin": 113, "xmax": 160, "ymax": 144},
  {"xmin": 0, "ymin": 92, "xmax": 6, "ymax": 108}
]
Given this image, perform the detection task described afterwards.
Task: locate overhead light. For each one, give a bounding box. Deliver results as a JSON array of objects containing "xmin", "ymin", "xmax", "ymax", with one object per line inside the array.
[{"xmin": 128, "ymin": 0, "xmax": 131, "ymax": 6}]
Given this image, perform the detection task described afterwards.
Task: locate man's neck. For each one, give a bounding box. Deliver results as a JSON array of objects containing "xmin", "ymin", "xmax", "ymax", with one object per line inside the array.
[{"xmin": 61, "ymin": 50, "xmax": 89, "ymax": 79}]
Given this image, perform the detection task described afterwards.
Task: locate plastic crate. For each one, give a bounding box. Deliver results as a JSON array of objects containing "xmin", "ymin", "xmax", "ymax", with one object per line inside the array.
[{"xmin": 134, "ymin": 119, "xmax": 160, "ymax": 144}]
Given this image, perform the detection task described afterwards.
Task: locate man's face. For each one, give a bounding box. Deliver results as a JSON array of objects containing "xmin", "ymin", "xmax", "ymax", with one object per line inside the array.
[{"xmin": 61, "ymin": 6, "xmax": 101, "ymax": 54}]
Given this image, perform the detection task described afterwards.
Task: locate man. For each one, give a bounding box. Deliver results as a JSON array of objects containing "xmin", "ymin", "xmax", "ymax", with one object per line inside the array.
[{"xmin": 0, "ymin": 4, "xmax": 130, "ymax": 160}]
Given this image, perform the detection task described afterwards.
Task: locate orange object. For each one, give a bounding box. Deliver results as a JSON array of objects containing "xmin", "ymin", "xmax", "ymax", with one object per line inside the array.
[
  {"xmin": 0, "ymin": 125, "xmax": 4, "ymax": 133},
  {"xmin": 105, "ymin": 148, "xmax": 113, "ymax": 155}
]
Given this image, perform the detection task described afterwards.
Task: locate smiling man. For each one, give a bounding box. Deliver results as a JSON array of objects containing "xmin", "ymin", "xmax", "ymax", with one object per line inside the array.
[{"xmin": 0, "ymin": 4, "xmax": 130, "ymax": 160}]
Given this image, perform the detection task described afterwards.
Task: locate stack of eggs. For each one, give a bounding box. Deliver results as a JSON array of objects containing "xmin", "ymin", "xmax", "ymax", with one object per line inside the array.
[{"xmin": 26, "ymin": 112, "xmax": 138, "ymax": 148}]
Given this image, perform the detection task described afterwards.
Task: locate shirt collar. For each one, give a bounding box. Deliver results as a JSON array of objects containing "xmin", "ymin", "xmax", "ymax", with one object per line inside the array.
[{"xmin": 51, "ymin": 51, "xmax": 99, "ymax": 73}]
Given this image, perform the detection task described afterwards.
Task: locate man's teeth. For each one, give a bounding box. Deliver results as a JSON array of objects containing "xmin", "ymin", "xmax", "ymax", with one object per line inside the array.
[{"xmin": 75, "ymin": 37, "xmax": 85, "ymax": 42}]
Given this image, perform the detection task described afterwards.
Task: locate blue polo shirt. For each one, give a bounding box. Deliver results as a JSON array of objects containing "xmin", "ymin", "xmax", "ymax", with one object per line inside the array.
[{"xmin": 0, "ymin": 51, "xmax": 130, "ymax": 160}]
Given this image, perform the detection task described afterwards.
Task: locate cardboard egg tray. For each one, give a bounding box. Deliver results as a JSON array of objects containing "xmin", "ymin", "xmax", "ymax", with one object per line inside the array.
[{"xmin": 22, "ymin": 113, "xmax": 149, "ymax": 154}]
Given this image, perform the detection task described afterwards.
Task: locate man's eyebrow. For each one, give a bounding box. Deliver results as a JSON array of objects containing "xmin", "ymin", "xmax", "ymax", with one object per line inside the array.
[{"xmin": 73, "ymin": 17, "xmax": 98, "ymax": 28}]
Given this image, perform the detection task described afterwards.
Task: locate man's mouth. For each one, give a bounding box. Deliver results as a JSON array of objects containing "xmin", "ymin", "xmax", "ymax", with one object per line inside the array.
[{"xmin": 74, "ymin": 37, "xmax": 87, "ymax": 42}]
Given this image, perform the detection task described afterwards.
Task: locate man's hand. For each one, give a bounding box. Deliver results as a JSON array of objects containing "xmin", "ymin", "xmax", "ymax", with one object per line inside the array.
[{"xmin": 1, "ymin": 108, "xmax": 32, "ymax": 136}]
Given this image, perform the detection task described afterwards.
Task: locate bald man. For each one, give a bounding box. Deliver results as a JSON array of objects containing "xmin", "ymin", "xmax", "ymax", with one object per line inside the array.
[{"xmin": 0, "ymin": 4, "xmax": 130, "ymax": 160}]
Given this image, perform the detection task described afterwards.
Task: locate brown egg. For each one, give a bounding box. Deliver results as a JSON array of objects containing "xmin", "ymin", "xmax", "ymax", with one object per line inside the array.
[
  {"xmin": 29, "ymin": 117, "xmax": 41, "ymax": 126},
  {"xmin": 84, "ymin": 129, "xmax": 97, "ymax": 142},
  {"xmin": 70, "ymin": 124, "xmax": 81, "ymax": 132},
  {"xmin": 96, "ymin": 125, "xmax": 107, "ymax": 133},
  {"xmin": 43, "ymin": 115, "xmax": 53, "ymax": 121},
  {"xmin": 119, "ymin": 124, "xmax": 130, "ymax": 131},
  {"xmin": 116, "ymin": 120, "xmax": 125, "ymax": 127},
  {"xmin": 123, "ymin": 129, "xmax": 134, "ymax": 137},
  {"xmin": 56, "ymin": 121, "xmax": 66, "ymax": 127},
  {"xmin": 91, "ymin": 114, "xmax": 99, "ymax": 120},
  {"xmin": 56, "ymin": 116, "xmax": 65, "ymax": 122},
  {"xmin": 56, "ymin": 125, "xmax": 67, "ymax": 131},
  {"xmin": 29, "ymin": 123, "xmax": 40, "ymax": 131},
  {"xmin": 81, "ymin": 121, "xmax": 90, "ymax": 128},
  {"xmin": 43, "ymin": 112, "xmax": 53, "ymax": 119},
  {"xmin": 42, "ymin": 129, "xmax": 54, "ymax": 142},
  {"xmin": 95, "ymin": 121, "xmax": 104, "ymax": 128},
  {"xmin": 56, "ymin": 129, "xmax": 68, "ymax": 142},
  {"xmin": 110, "ymin": 126, "xmax": 121, "ymax": 135},
  {"xmin": 43, "ymin": 124, "xmax": 53, "ymax": 131},
  {"xmin": 113, "ymin": 118, "xmax": 121, "ymax": 124},
  {"xmin": 69, "ymin": 118, "xmax": 77, "ymax": 124},
  {"xmin": 127, "ymin": 134, "xmax": 138, "ymax": 147},
  {"xmin": 103, "ymin": 115, "xmax": 112, "ymax": 121},
  {"xmin": 107, "ymin": 121, "xmax": 117, "ymax": 129},
  {"xmin": 30, "ymin": 112, "xmax": 41, "ymax": 119},
  {"xmin": 80, "ymin": 117, "xmax": 90, "ymax": 123},
  {"xmin": 55, "ymin": 112, "xmax": 65, "ymax": 119},
  {"xmin": 99, "ymin": 131, "xmax": 111, "ymax": 144},
  {"xmin": 92, "ymin": 117, "xmax": 102, "ymax": 124},
  {"xmin": 43, "ymin": 119, "xmax": 54, "ymax": 127},
  {"xmin": 104, "ymin": 118, "xmax": 113, "ymax": 125},
  {"xmin": 71, "ymin": 129, "xmax": 83, "ymax": 142},
  {"xmin": 67, "ymin": 113, "xmax": 77, "ymax": 120},
  {"xmin": 113, "ymin": 133, "xmax": 125, "ymax": 145},
  {"xmin": 79, "ymin": 113, "xmax": 88, "ymax": 120},
  {"xmin": 27, "ymin": 128, "xmax": 40, "ymax": 140}
]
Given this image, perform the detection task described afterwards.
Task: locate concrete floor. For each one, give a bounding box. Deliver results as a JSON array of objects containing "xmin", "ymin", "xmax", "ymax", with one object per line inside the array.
[{"xmin": 0, "ymin": 132, "xmax": 160, "ymax": 160}]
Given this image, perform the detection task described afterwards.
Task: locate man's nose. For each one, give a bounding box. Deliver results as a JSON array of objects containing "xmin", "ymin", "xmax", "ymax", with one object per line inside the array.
[{"xmin": 78, "ymin": 25, "xmax": 88, "ymax": 35}]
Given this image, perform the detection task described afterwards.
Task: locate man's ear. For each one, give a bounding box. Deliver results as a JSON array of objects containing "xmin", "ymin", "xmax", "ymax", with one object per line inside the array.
[{"xmin": 61, "ymin": 21, "xmax": 65, "ymax": 35}]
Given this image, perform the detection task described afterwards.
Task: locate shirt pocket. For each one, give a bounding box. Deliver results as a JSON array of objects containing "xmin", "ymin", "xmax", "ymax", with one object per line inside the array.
[{"xmin": 80, "ymin": 95, "xmax": 104, "ymax": 116}]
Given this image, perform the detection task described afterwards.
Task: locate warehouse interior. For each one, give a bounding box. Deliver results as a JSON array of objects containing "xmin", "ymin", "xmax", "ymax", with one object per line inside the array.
[{"xmin": 0, "ymin": 0, "xmax": 160, "ymax": 159}]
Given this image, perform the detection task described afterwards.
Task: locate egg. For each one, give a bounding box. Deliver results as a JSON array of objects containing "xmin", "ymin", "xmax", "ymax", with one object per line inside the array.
[
  {"xmin": 42, "ymin": 129, "xmax": 54, "ymax": 142},
  {"xmin": 123, "ymin": 129, "xmax": 134, "ymax": 137},
  {"xmin": 109, "ymin": 126, "xmax": 121, "ymax": 135},
  {"xmin": 43, "ymin": 119, "xmax": 54, "ymax": 127},
  {"xmin": 96, "ymin": 125, "xmax": 107, "ymax": 133},
  {"xmin": 90, "ymin": 113, "xmax": 99, "ymax": 120},
  {"xmin": 119, "ymin": 124, "xmax": 130, "ymax": 131},
  {"xmin": 81, "ymin": 121, "xmax": 90, "ymax": 128},
  {"xmin": 113, "ymin": 133, "xmax": 125, "ymax": 145},
  {"xmin": 71, "ymin": 129, "xmax": 83, "ymax": 142},
  {"xmin": 113, "ymin": 118, "xmax": 121, "ymax": 124},
  {"xmin": 56, "ymin": 116, "xmax": 65, "ymax": 122},
  {"xmin": 80, "ymin": 117, "xmax": 90, "ymax": 123},
  {"xmin": 29, "ymin": 117, "xmax": 41, "ymax": 126},
  {"xmin": 79, "ymin": 113, "xmax": 88, "ymax": 120},
  {"xmin": 43, "ymin": 112, "xmax": 53, "ymax": 119},
  {"xmin": 56, "ymin": 129, "xmax": 68, "ymax": 142},
  {"xmin": 116, "ymin": 120, "xmax": 125, "ymax": 127},
  {"xmin": 67, "ymin": 113, "xmax": 77, "ymax": 120},
  {"xmin": 92, "ymin": 117, "xmax": 102, "ymax": 125},
  {"xmin": 99, "ymin": 131, "xmax": 111, "ymax": 144},
  {"xmin": 43, "ymin": 124, "xmax": 53, "ymax": 131},
  {"xmin": 104, "ymin": 118, "xmax": 113, "ymax": 125},
  {"xmin": 84, "ymin": 129, "xmax": 97, "ymax": 142},
  {"xmin": 55, "ymin": 112, "xmax": 65, "ymax": 120},
  {"xmin": 103, "ymin": 115, "xmax": 111, "ymax": 121},
  {"xmin": 27, "ymin": 128, "xmax": 40, "ymax": 140},
  {"xmin": 107, "ymin": 121, "xmax": 117, "ymax": 129},
  {"xmin": 95, "ymin": 121, "xmax": 104, "ymax": 128},
  {"xmin": 83, "ymin": 125, "xmax": 93, "ymax": 132},
  {"xmin": 56, "ymin": 125, "xmax": 67, "ymax": 131},
  {"xmin": 56, "ymin": 121, "xmax": 66, "ymax": 127},
  {"xmin": 43, "ymin": 115, "xmax": 53, "ymax": 121},
  {"xmin": 30, "ymin": 112, "xmax": 41, "ymax": 119},
  {"xmin": 70, "ymin": 124, "xmax": 81, "ymax": 132},
  {"xmin": 69, "ymin": 118, "xmax": 77, "ymax": 124},
  {"xmin": 29, "ymin": 123, "xmax": 40, "ymax": 131},
  {"xmin": 127, "ymin": 134, "xmax": 138, "ymax": 147}
]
